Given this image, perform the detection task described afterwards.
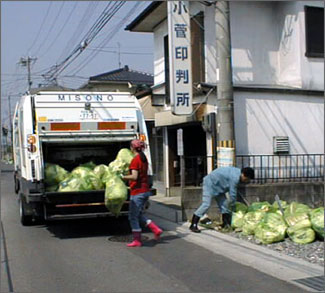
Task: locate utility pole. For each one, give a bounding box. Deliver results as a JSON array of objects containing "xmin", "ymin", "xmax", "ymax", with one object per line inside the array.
[
  {"xmin": 215, "ymin": 1, "xmax": 235, "ymax": 165},
  {"xmin": 117, "ymin": 42, "xmax": 121, "ymax": 68},
  {"xmin": 8, "ymin": 95, "xmax": 13, "ymax": 156},
  {"xmin": 19, "ymin": 56, "xmax": 37, "ymax": 91}
]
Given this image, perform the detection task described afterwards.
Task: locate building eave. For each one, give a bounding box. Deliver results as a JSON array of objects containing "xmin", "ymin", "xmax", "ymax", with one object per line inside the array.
[{"xmin": 125, "ymin": 1, "xmax": 167, "ymax": 32}]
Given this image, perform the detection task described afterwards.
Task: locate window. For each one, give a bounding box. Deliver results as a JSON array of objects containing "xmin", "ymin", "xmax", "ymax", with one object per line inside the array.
[
  {"xmin": 191, "ymin": 12, "xmax": 205, "ymax": 87},
  {"xmin": 164, "ymin": 35, "xmax": 170, "ymax": 105},
  {"xmin": 305, "ymin": 6, "xmax": 324, "ymax": 58}
]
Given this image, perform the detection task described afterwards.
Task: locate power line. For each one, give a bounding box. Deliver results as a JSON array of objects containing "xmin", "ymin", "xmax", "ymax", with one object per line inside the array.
[
  {"xmin": 67, "ymin": 1, "xmax": 143, "ymax": 76},
  {"xmin": 27, "ymin": 2, "xmax": 52, "ymax": 54},
  {"xmin": 32, "ymin": 2, "xmax": 65, "ymax": 57},
  {"xmin": 57, "ymin": 2, "xmax": 99, "ymax": 62},
  {"xmin": 38, "ymin": 2, "xmax": 79, "ymax": 59},
  {"xmin": 42, "ymin": 1, "xmax": 126, "ymax": 83},
  {"xmin": 87, "ymin": 47, "xmax": 153, "ymax": 55}
]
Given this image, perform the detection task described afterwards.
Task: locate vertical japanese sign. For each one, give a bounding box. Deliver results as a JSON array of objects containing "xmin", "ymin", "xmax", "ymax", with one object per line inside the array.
[{"xmin": 168, "ymin": 1, "xmax": 193, "ymax": 115}]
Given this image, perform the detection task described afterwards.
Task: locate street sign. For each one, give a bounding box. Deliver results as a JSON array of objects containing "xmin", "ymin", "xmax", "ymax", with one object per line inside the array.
[
  {"xmin": 167, "ymin": 1, "xmax": 193, "ymax": 115},
  {"xmin": 177, "ymin": 128, "xmax": 184, "ymax": 156}
]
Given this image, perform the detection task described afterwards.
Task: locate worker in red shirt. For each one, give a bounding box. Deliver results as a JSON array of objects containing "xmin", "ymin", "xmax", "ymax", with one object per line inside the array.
[{"xmin": 122, "ymin": 139, "xmax": 162, "ymax": 247}]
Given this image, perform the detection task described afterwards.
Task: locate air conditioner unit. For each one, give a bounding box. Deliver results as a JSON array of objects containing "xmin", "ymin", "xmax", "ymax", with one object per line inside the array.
[{"xmin": 273, "ymin": 136, "xmax": 290, "ymax": 154}]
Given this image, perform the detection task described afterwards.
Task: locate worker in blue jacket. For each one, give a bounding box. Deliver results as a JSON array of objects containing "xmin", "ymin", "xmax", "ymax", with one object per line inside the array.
[{"xmin": 190, "ymin": 166, "xmax": 254, "ymax": 233}]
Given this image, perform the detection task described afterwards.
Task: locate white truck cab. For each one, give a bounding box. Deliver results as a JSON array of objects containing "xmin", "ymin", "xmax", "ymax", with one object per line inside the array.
[{"xmin": 13, "ymin": 91, "xmax": 154, "ymax": 225}]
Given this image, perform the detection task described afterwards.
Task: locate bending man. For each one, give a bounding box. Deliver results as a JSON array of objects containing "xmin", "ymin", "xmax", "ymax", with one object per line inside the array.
[{"xmin": 190, "ymin": 166, "xmax": 254, "ymax": 233}]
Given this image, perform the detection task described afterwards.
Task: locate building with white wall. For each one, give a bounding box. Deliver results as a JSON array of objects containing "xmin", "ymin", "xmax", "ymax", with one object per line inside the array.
[{"xmin": 126, "ymin": 1, "xmax": 324, "ymax": 196}]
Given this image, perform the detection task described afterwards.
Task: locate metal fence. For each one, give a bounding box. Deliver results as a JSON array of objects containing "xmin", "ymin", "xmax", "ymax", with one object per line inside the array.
[
  {"xmin": 178, "ymin": 154, "xmax": 324, "ymax": 186},
  {"xmin": 236, "ymin": 154, "xmax": 324, "ymax": 184}
]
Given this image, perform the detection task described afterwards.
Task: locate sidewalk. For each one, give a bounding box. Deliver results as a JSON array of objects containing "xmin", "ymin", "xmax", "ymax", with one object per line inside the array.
[
  {"xmin": 149, "ymin": 193, "xmax": 183, "ymax": 223},
  {"xmin": 148, "ymin": 193, "xmax": 324, "ymax": 293}
]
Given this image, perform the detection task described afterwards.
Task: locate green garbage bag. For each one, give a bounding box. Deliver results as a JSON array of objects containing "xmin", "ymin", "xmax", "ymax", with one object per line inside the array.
[
  {"xmin": 242, "ymin": 211, "xmax": 266, "ymax": 235},
  {"xmin": 232, "ymin": 210, "xmax": 246, "ymax": 229},
  {"xmin": 255, "ymin": 222, "xmax": 284, "ymax": 244},
  {"xmin": 254, "ymin": 212, "xmax": 287, "ymax": 244},
  {"xmin": 116, "ymin": 148, "xmax": 135, "ymax": 164},
  {"xmin": 58, "ymin": 174, "xmax": 91, "ymax": 192},
  {"xmin": 108, "ymin": 148, "xmax": 135, "ymax": 176},
  {"xmin": 287, "ymin": 227, "xmax": 315, "ymax": 244},
  {"xmin": 272, "ymin": 200, "xmax": 288, "ymax": 211},
  {"xmin": 286, "ymin": 212, "xmax": 315, "ymax": 244},
  {"xmin": 44, "ymin": 163, "xmax": 69, "ymax": 186},
  {"xmin": 284, "ymin": 202, "xmax": 311, "ymax": 218},
  {"xmin": 45, "ymin": 184, "xmax": 59, "ymax": 192},
  {"xmin": 235, "ymin": 202, "xmax": 248, "ymax": 213},
  {"xmin": 108, "ymin": 159, "xmax": 130, "ymax": 176},
  {"xmin": 285, "ymin": 212, "xmax": 310, "ymax": 227},
  {"xmin": 247, "ymin": 201, "xmax": 276, "ymax": 213},
  {"xmin": 310, "ymin": 207, "xmax": 324, "ymax": 239},
  {"xmin": 101, "ymin": 169, "xmax": 116, "ymax": 185},
  {"xmin": 83, "ymin": 172, "xmax": 103, "ymax": 190},
  {"xmin": 79, "ymin": 161, "xmax": 96, "ymax": 170},
  {"xmin": 70, "ymin": 167, "xmax": 103, "ymax": 190},
  {"xmin": 105, "ymin": 174, "xmax": 128, "ymax": 216},
  {"xmin": 71, "ymin": 166, "xmax": 93, "ymax": 178},
  {"xmin": 93, "ymin": 164, "xmax": 109, "ymax": 180}
]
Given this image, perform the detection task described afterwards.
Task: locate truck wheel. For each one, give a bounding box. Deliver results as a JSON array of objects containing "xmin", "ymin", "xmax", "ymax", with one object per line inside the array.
[{"xmin": 19, "ymin": 195, "xmax": 33, "ymax": 226}]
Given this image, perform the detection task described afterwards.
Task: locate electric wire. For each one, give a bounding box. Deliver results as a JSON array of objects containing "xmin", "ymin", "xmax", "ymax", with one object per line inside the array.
[
  {"xmin": 44, "ymin": 1, "xmax": 126, "ymax": 82},
  {"xmin": 43, "ymin": 2, "xmax": 120, "ymax": 81},
  {"xmin": 67, "ymin": 1, "xmax": 143, "ymax": 76},
  {"xmin": 57, "ymin": 2, "xmax": 99, "ymax": 62},
  {"xmin": 32, "ymin": 2, "xmax": 65, "ymax": 57},
  {"xmin": 87, "ymin": 47, "xmax": 153, "ymax": 55},
  {"xmin": 26, "ymin": 2, "xmax": 52, "ymax": 55},
  {"xmin": 38, "ymin": 2, "xmax": 79, "ymax": 59}
]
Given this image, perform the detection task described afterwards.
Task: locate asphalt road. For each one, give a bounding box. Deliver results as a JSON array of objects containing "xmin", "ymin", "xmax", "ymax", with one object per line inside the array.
[{"xmin": 1, "ymin": 171, "xmax": 306, "ymax": 293}]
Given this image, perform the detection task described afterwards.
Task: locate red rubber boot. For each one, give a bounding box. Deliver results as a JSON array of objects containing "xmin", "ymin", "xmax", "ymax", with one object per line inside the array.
[
  {"xmin": 147, "ymin": 221, "xmax": 163, "ymax": 240},
  {"xmin": 127, "ymin": 231, "xmax": 142, "ymax": 247}
]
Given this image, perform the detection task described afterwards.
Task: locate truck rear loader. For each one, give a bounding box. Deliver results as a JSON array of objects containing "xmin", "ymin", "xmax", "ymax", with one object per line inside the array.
[{"xmin": 13, "ymin": 91, "xmax": 154, "ymax": 225}]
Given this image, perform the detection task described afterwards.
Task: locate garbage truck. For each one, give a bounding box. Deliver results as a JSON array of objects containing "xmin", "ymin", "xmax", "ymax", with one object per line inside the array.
[{"xmin": 12, "ymin": 91, "xmax": 154, "ymax": 225}]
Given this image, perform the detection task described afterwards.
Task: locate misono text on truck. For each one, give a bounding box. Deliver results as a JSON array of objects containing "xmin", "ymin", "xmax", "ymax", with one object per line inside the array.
[{"xmin": 13, "ymin": 91, "xmax": 155, "ymax": 225}]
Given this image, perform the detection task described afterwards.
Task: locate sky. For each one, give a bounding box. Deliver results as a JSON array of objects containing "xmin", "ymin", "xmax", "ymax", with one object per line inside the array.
[{"xmin": 1, "ymin": 1, "xmax": 154, "ymax": 128}]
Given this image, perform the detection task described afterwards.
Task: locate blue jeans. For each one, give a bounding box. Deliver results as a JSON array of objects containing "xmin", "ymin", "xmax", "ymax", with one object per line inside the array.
[
  {"xmin": 128, "ymin": 191, "xmax": 151, "ymax": 231},
  {"xmin": 194, "ymin": 193, "xmax": 230, "ymax": 218},
  {"xmin": 194, "ymin": 176, "xmax": 231, "ymax": 217}
]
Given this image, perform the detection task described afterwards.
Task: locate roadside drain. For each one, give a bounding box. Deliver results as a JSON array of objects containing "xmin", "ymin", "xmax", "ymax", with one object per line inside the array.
[{"xmin": 294, "ymin": 275, "xmax": 325, "ymax": 292}]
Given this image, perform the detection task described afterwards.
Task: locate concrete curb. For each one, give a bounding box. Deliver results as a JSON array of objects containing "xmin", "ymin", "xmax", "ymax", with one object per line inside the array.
[{"xmin": 147, "ymin": 206, "xmax": 324, "ymax": 292}]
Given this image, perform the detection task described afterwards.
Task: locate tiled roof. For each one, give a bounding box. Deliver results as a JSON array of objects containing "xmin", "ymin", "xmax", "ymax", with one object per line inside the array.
[{"xmin": 89, "ymin": 65, "xmax": 153, "ymax": 86}]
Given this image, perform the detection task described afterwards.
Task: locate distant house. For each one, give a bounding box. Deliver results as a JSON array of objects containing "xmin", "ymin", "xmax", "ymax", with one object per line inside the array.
[{"xmin": 80, "ymin": 65, "xmax": 154, "ymax": 94}]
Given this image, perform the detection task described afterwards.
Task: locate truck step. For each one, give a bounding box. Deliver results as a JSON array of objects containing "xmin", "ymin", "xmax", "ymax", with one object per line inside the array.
[{"xmin": 45, "ymin": 211, "xmax": 129, "ymax": 221}]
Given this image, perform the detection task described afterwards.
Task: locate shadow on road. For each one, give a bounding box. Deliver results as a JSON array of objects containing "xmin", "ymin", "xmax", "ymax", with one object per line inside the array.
[
  {"xmin": 43, "ymin": 217, "xmax": 185, "ymax": 242},
  {"xmin": 143, "ymin": 234, "xmax": 186, "ymax": 247},
  {"xmin": 44, "ymin": 217, "xmax": 132, "ymax": 239}
]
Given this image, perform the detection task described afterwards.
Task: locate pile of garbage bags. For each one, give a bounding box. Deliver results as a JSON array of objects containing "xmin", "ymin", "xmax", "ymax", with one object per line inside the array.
[
  {"xmin": 232, "ymin": 200, "xmax": 324, "ymax": 245},
  {"xmin": 44, "ymin": 148, "xmax": 135, "ymax": 216}
]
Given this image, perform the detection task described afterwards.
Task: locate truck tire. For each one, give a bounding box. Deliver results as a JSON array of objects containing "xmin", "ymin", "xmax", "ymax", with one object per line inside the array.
[{"xmin": 19, "ymin": 194, "xmax": 33, "ymax": 226}]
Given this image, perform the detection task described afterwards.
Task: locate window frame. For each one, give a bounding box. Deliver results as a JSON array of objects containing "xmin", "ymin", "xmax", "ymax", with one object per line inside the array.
[{"xmin": 304, "ymin": 6, "xmax": 324, "ymax": 58}]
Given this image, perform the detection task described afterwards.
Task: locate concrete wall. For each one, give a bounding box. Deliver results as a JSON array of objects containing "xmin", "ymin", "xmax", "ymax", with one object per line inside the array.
[
  {"xmin": 234, "ymin": 90, "xmax": 324, "ymax": 155},
  {"xmin": 153, "ymin": 1, "xmax": 324, "ymax": 91},
  {"xmin": 181, "ymin": 182, "xmax": 324, "ymax": 221}
]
